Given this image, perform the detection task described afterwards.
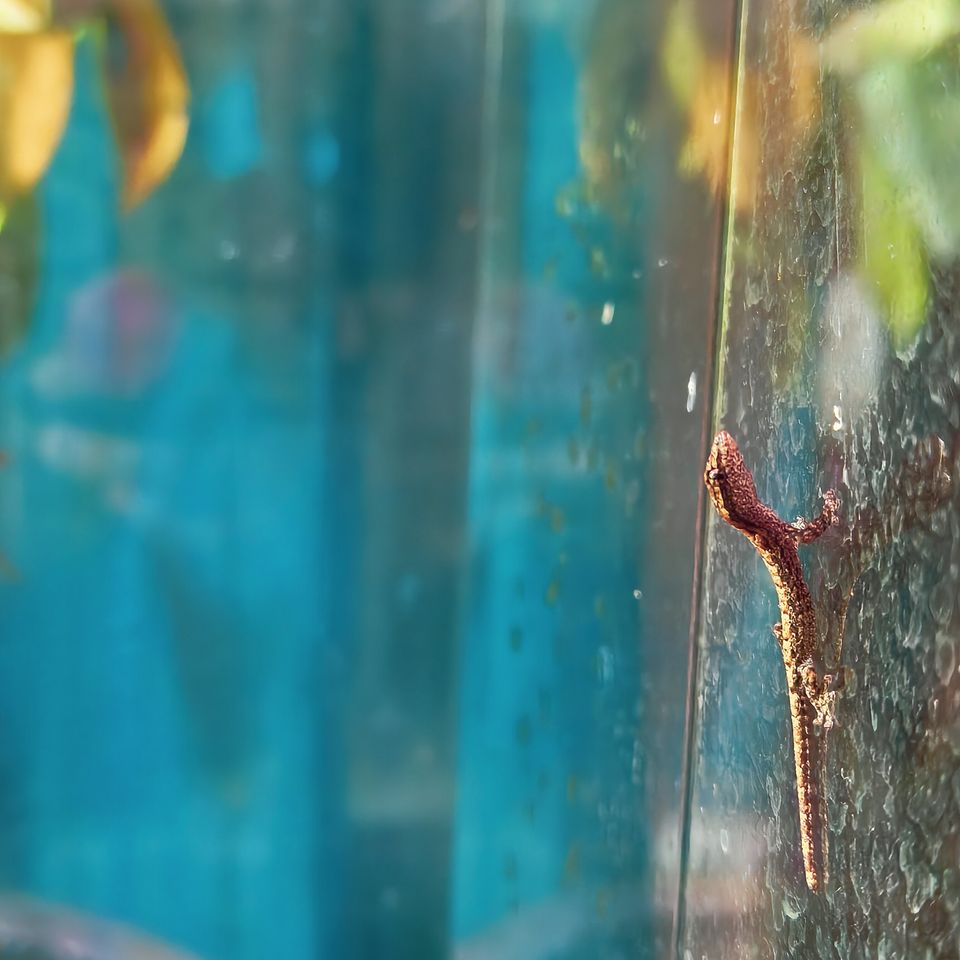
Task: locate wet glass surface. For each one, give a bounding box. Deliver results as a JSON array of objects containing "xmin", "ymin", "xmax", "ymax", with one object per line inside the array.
[{"xmin": 681, "ymin": 0, "xmax": 960, "ymax": 956}]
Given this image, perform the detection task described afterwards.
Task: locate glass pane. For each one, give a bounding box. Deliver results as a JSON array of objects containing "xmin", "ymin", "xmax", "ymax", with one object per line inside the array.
[
  {"xmin": 682, "ymin": 0, "xmax": 960, "ymax": 955},
  {"xmin": 453, "ymin": 1, "xmax": 735, "ymax": 956},
  {"xmin": 0, "ymin": 0, "xmax": 734, "ymax": 957}
]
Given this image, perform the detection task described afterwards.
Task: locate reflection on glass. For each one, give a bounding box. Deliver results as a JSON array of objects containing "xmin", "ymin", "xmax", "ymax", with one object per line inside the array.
[{"xmin": 0, "ymin": 895, "xmax": 200, "ymax": 959}]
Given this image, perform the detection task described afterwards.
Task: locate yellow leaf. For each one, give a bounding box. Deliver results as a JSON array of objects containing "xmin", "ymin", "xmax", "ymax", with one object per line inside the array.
[
  {"xmin": 0, "ymin": 0, "xmax": 49, "ymax": 32},
  {"xmin": 678, "ymin": 58, "xmax": 737, "ymax": 196},
  {"xmin": 104, "ymin": 0, "xmax": 189, "ymax": 209},
  {"xmin": 666, "ymin": 5, "xmax": 818, "ymax": 214},
  {"xmin": 0, "ymin": 31, "xmax": 74, "ymax": 197}
]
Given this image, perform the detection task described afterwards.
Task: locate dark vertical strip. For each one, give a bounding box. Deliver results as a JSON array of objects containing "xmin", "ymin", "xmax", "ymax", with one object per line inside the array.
[{"xmin": 329, "ymin": 1, "xmax": 484, "ymax": 956}]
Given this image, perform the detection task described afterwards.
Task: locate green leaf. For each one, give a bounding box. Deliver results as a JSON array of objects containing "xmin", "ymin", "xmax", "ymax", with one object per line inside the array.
[
  {"xmin": 821, "ymin": 0, "xmax": 960, "ymax": 76},
  {"xmin": 859, "ymin": 143, "xmax": 928, "ymax": 347},
  {"xmin": 661, "ymin": 0, "xmax": 705, "ymax": 110}
]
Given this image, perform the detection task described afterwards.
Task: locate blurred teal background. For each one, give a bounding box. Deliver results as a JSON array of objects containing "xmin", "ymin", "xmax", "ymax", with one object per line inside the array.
[{"xmin": 0, "ymin": 1, "xmax": 725, "ymax": 957}]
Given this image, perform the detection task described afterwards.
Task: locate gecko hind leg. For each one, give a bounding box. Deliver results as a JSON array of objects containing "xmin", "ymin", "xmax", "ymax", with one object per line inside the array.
[{"xmin": 801, "ymin": 660, "xmax": 837, "ymax": 731}]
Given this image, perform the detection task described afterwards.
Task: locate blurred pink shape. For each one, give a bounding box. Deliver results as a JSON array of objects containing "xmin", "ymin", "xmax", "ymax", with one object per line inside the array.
[{"xmin": 56, "ymin": 269, "xmax": 179, "ymax": 395}]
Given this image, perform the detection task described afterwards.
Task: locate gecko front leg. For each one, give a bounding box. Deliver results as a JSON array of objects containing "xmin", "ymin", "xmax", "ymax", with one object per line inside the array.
[{"xmin": 789, "ymin": 490, "xmax": 840, "ymax": 544}]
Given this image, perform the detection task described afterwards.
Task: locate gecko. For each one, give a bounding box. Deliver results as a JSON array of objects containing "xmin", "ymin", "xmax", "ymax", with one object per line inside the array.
[{"xmin": 704, "ymin": 430, "xmax": 839, "ymax": 892}]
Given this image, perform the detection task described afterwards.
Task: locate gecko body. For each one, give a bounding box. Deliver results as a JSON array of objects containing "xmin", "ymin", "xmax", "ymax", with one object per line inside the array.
[{"xmin": 704, "ymin": 430, "xmax": 838, "ymax": 892}]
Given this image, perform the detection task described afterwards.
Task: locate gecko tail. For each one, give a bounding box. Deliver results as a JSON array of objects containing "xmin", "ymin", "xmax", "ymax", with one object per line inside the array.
[
  {"xmin": 800, "ymin": 791, "xmax": 829, "ymax": 892},
  {"xmin": 803, "ymin": 810, "xmax": 828, "ymax": 892},
  {"xmin": 797, "ymin": 722, "xmax": 830, "ymax": 893}
]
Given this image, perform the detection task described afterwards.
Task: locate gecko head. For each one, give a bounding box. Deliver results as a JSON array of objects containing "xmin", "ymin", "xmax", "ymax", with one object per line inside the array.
[{"xmin": 704, "ymin": 430, "xmax": 758, "ymax": 525}]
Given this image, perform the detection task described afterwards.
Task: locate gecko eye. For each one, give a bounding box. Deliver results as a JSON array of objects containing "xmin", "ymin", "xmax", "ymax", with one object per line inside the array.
[{"xmin": 707, "ymin": 468, "xmax": 725, "ymax": 482}]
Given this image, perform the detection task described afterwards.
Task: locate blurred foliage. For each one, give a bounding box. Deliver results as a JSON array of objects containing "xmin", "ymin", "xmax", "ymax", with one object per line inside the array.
[
  {"xmin": 655, "ymin": 0, "xmax": 960, "ymax": 350},
  {"xmin": 0, "ymin": 0, "xmax": 49, "ymax": 32},
  {"xmin": 99, "ymin": 0, "xmax": 189, "ymax": 209},
  {"xmin": 0, "ymin": 0, "xmax": 188, "ymax": 355},
  {"xmin": 0, "ymin": 27, "xmax": 73, "ymax": 210},
  {"xmin": 0, "ymin": 0, "xmax": 188, "ymax": 213},
  {"xmin": 0, "ymin": 194, "xmax": 37, "ymax": 355},
  {"xmin": 576, "ymin": 0, "xmax": 655, "ymax": 215},
  {"xmin": 662, "ymin": 0, "xmax": 818, "ymax": 216},
  {"xmin": 858, "ymin": 129, "xmax": 928, "ymax": 347}
]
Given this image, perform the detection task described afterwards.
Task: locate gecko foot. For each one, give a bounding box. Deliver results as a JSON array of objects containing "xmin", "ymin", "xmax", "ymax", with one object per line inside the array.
[
  {"xmin": 801, "ymin": 661, "xmax": 837, "ymax": 731},
  {"xmin": 827, "ymin": 669, "xmax": 845, "ymax": 693},
  {"xmin": 790, "ymin": 490, "xmax": 840, "ymax": 544}
]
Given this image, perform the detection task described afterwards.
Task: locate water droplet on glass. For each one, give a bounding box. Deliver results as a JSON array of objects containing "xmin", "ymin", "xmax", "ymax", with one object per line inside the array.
[
  {"xmin": 936, "ymin": 632, "xmax": 956, "ymax": 686},
  {"xmin": 782, "ymin": 895, "xmax": 801, "ymax": 920},
  {"xmin": 686, "ymin": 371, "xmax": 697, "ymax": 413},
  {"xmin": 632, "ymin": 588, "xmax": 643, "ymax": 600},
  {"xmin": 272, "ymin": 233, "xmax": 296, "ymax": 263},
  {"xmin": 600, "ymin": 302, "xmax": 615, "ymax": 326},
  {"xmin": 929, "ymin": 577, "xmax": 956, "ymax": 626},
  {"xmin": 597, "ymin": 646, "xmax": 614, "ymax": 684},
  {"xmin": 719, "ymin": 827, "xmax": 729, "ymax": 852},
  {"xmin": 657, "ymin": 257, "xmax": 668, "ymax": 268},
  {"xmin": 832, "ymin": 404, "xmax": 844, "ymax": 432}
]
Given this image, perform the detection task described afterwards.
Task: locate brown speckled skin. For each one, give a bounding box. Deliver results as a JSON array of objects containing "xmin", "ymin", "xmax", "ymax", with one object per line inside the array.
[{"xmin": 704, "ymin": 431, "xmax": 839, "ymax": 893}]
